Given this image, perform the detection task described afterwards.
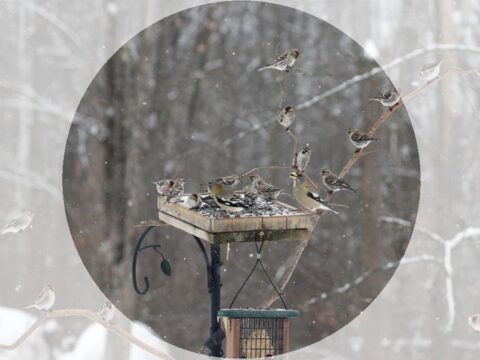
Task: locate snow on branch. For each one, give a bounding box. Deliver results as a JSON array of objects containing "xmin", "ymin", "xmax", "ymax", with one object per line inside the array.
[
  {"xmin": 0, "ymin": 309, "xmax": 174, "ymax": 360},
  {"xmin": 297, "ymin": 43, "xmax": 480, "ymax": 110}
]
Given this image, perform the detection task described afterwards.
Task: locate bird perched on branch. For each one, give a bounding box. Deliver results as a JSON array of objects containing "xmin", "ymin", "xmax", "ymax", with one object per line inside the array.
[
  {"xmin": 186, "ymin": 193, "xmax": 202, "ymax": 210},
  {"xmin": 278, "ymin": 105, "xmax": 296, "ymax": 131},
  {"xmin": 258, "ymin": 49, "xmax": 300, "ymax": 73},
  {"xmin": 209, "ymin": 181, "xmax": 247, "ymax": 213},
  {"xmin": 369, "ymin": 88, "xmax": 401, "ymax": 108},
  {"xmin": 420, "ymin": 60, "xmax": 443, "ymax": 82},
  {"xmin": 26, "ymin": 285, "xmax": 55, "ymax": 312},
  {"xmin": 321, "ymin": 169, "xmax": 357, "ymax": 194},
  {"xmin": 348, "ymin": 128, "xmax": 378, "ymax": 152},
  {"xmin": 294, "ymin": 144, "xmax": 312, "ymax": 173},
  {"xmin": 97, "ymin": 300, "xmax": 115, "ymax": 323},
  {"xmin": 250, "ymin": 174, "xmax": 282, "ymax": 200},
  {"xmin": 152, "ymin": 179, "xmax": 175, "ymax": 195},
  {"xmin": 289, "ymin": 172, "xmax": 338, "ymax": 214},
  {"xmin": 0, "ymin": 211, "xmax": 34, "ymax": 235}
]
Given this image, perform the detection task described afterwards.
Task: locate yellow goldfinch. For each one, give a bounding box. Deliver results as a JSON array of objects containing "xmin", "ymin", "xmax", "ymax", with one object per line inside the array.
[
  {"xmin": 209, "ymin": 181, "xmax": 247, "ymax": 213},
  {"xmin": 289, "ymin": 172, "xmax": 338, "ymax": 214}
]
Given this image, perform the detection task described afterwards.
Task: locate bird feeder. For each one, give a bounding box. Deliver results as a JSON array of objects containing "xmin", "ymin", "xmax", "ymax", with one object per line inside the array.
[
  {"xmin": 132, "ymin": 194, "xmax": 318, "ymax": 357},
  {"xmin": 218, "ymin": 308, "xmax": 300, "ymax": 358}
]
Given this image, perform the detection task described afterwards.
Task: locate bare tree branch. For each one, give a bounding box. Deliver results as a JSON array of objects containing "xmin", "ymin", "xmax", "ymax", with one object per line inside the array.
[{"xmin": 0, "ymin": 309, "xmax": 174, "ymax": 360}]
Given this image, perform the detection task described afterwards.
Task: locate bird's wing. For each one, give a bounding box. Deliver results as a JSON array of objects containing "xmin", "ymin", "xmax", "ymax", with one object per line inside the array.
[{"xmin": 307, "ymin": 191, "xmax": 321, "ymax": 202}]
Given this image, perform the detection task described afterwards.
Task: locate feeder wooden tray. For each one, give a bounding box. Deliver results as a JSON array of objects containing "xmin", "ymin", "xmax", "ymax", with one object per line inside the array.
[{"xmin": 157, "ymin": 194, "xmax": 320, "ymax": 245}]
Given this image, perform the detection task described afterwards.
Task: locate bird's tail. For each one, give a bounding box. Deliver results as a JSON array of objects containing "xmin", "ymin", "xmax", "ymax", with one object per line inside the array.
[
  {"xmin": 348, "ymin": 186, "xmax": 358, "ymax": 194},
  {"xmin": 368, "ymin": 97, "xmax": 381, "ymax": 102},
  {"xmin": 257, "ymin": 65, "xmax": 270, "ymax": 72},
  {"xmin": 25, "ymin": 304, "xmax": 34, "ymax": 309}
]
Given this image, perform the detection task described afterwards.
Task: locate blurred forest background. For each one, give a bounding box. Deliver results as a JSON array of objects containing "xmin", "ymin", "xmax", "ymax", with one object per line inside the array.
[
  {"xmin": 1, "ymin": 1, "xmax": 480, "ymax": 360},
  {"xmin": 63, "ymin": 1, "xmax": 419, "ymax": 353}
]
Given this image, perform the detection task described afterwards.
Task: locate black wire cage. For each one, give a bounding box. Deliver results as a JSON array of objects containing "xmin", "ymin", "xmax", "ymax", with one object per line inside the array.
[{"xmin": 218, "ymin": 309, "xmax": 300, "ymax": 358}]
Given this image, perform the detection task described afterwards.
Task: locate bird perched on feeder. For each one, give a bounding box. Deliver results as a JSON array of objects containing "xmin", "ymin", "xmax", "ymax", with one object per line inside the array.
[
  {"xmin": 258, "ymin": 49, "xmax": 300, "ymax": 73},
  {"xmin": 152, "ymin": 179, "xmax": 175, "ymax": 195},
  {"xmin": 216, "ymin": 175, "xmax": 242, "ymax": 188},
  {"xmin": 295, "ymin": 144, "xmax": 312, "ymax": 173},
  {"xmin": 186, "ymin": 193, "xmax": 202, "ymax": 210},
  {"xmin": 167, "ymin": 178, "xmax": 185, "ymax": 201},
  {"xmin": 321, "ymin": 169, "xmax": 357, "ymax": 194},
  {"xmin": 348, "ymin": 128, "xmax": 378, "ymax": 152},
  {"xmin": 289, "ymin": 172, "xmax": 338, "ymax": 214},
  {"xmin": 369, "ymin": 88, "xmax": 401, "ymax": 108},
  {"xmin": 241, "ymin": 185, "xmax": 259, "ymax": 201},
  {"xmin": 250, "ymin": 174, "xmax": 282, "ymax": 201},
  {"xmin": 420, "ymin": 60, "xmax": 443, "ymax": 82},
  {"xmin": 278, "ymin": 105, "xmax": 296, "ymax": 131},
  {"xmin": 26, "ymin": 285, "xmax": 55, "ymax": 312},
  {"xmin": 209, "ymin": 181, "xmax": 247, "ymax": 213},
  {"xmin": 0, "ymin": 210, "xmax": 34, "ymax": 235},
  {"xmin": 97, "ymin": 300, "xmax": 115, "ymax": 323}
]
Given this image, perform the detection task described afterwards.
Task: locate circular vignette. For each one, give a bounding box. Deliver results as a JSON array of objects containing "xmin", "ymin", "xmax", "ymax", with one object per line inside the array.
[{"xmin": 63, "ymin": 1, "xmax": 420, "ymax": 354}]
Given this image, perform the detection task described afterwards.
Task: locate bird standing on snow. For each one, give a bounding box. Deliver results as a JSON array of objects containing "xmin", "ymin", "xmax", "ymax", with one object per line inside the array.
[
  {"xmin": 209, "ymin": 181, "xmax": 247, "ymax": 213},
  {"xmin": 186, "ymin": 193, "xmax": 202, "ymax": 210},
  {"xmin": 250, "ymin": 174, "xmax": 282, "ymax": 200},
  {"xmin": 348, "ymin": 128, "xmax": 378, "ymax": 151},
  {"xmin": 321, "ymin": 169, "xmax": 357, "ymax": 194},
  {"xmin": 295, "ymin": 144, "xmax": 312, "ymax": 173},
  {"xmin": 278, "ymin": 106, "xmax": 296, "ymax": 131},
  {"xmin": 420, "ymin": 61, "xmax": 443, "ymax": 82},
  {"xmin": 258, "ymin": 49, "xmax": 300, "ymax": 73},
  {"xmin": 152, "ymin": 179, "xmax": 175, "ymax": 195},
  {"xmin": 26, "ymin": 285, "xmax": 55, "ymax": 311},
  {"xmin": 289, "ymin": 172, "xmax": 338, "ymax": 214},
  {"xmin": 369, "ymin": 88, "xmax": 401, "ymax": 108},
  {"xmin": 1, "ymin": 211, "xmax": 34, "ymax": 235},
  {"xmin": 97, "ymin": 300, "xmax": 115, "ymax": 323}
]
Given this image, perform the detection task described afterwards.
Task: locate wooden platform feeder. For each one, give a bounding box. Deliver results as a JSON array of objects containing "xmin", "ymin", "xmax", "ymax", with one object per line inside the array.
[
  {"xmin": 218, "ymin": 308, "xmax": 300, "ymax": 358},
  {"xmin": 157, "ymin": 194, "xmax": 320, "ymax": 244},
  {"xmin": 137, "ymin": 194, "xmax": 317, "ymax": 357}
]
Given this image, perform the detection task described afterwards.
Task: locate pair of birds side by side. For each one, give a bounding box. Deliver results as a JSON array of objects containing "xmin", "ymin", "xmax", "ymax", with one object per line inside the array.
[{"xmin": 26, "ymin": 285, "xmax": 115, "ymax": 322}]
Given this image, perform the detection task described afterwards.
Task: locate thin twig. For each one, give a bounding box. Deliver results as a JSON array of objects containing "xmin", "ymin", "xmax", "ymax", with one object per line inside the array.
[{"xmin": 0, "ymin": 309, "xmax": 174, "ymax": 360}]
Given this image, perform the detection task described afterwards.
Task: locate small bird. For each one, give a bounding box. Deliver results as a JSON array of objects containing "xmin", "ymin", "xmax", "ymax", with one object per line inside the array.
[
  {"xmin": 369, "ymin": 88, "xmax": 401, "ymax": 108},
  {"xmin": 209, "ymin": 181, "xmax": 247, "ymax": 213},
  {"xmin": 321, "ymin": 169, "xmax": 357, "ymax": 194},
  {"xmin": 420, "ymin": 61, "xmax": 443, "ymax": 82},
  {"xmin": 250, "ymin": 174, "xmax": 282, "ymax": 201},
  {"xmin": 167, "ymin": 178, "xmax": 185, "ymax": 201},
  {"xmin": 97, "ymin": 300, "xmax": 115, "ymax": 323},
  {"xmin": 186, "ymin": 193, "xmax": 202, "ymax": 210},
  {"xmin": 469, "ymin": 314, "xmax": 480, "ymax": 331},
  {"xmin": 216, "ymin": 175, "xmax": 241, "ymax": 188},
  {"xmin": 241, "ymin": 185, "xmax": 259, "ymax": 201},
  {"xmin": 258, "ymin": 49, "xmax": 300, "ymax": 73},
  {"xmin": 278, "ymin": 106, "xmax": 296, "ymax": 131},
  {"xmin": 26, "ymin": 285, "xmax": 55, "ymax": 311},
  {"xmin": 290, "ymin": 172, "xmax": 338, "ymax": 214},
  {"xmin": 295, "ymin": 144, "xmax": 312, "ymax": 172},
  {"xmin": 1, "ymin": 211, "xmax": 34, "ymax": 235},
  {"xmin": 348, "ymin": 128, "xmax": 378, "ymax": 151},
  {"xmin": 152, "ymin": 179, "xmax": 175, "ymax": 195}
]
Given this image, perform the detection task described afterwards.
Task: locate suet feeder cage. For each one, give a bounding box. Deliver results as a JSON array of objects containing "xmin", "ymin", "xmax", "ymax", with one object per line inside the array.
[{"xmin": 218, "ymin": 308, "xmax": 300, "ymax": 358}]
